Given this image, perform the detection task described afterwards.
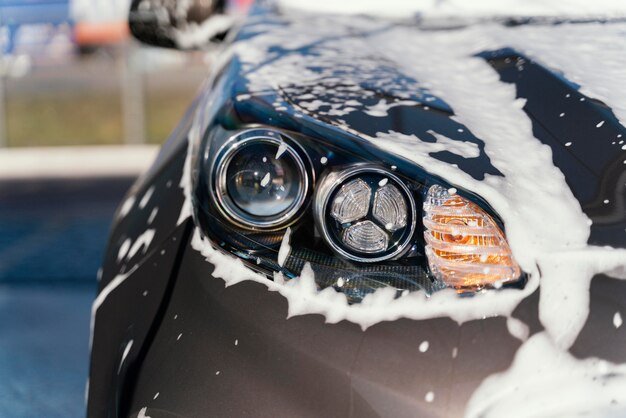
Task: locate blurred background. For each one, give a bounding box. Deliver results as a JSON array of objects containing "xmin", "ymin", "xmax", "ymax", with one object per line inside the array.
[{"xmin": 0, "ymin": 0, "xmax": 249, "ymax": 416}]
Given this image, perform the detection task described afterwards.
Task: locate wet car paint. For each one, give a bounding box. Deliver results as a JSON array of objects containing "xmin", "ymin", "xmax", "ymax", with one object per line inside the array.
[{"xmin": 88, "ymin": 5, "xmax": 626, "ymax": 418}]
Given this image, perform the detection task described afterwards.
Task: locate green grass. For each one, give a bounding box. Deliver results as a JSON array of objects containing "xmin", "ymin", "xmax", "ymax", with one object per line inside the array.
[
  {"xmin": 6, "ymin": 90, "xmax": 196, "ymax": 147},
  {"xmin": 145, "ymin": 91, "xmax": 196, "ymax": 144}
]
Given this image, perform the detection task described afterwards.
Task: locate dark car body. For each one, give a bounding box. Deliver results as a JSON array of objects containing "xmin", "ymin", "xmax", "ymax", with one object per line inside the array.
[{"xmin": 88, "ymin": 3, "xmax": 626, "ymax": 417}]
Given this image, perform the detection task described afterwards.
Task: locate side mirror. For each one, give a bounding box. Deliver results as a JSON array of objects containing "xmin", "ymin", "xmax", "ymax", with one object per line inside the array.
[{"xmin": 128, "ymin": 0, "xmax": 232, "ymax": 49}]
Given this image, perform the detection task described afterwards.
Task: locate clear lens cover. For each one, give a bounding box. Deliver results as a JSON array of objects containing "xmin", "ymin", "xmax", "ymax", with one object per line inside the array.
[
  {"xmin": 330, "ymin": 178, "xmax": 371, "ymax": 223},
  {"xmin": 213, "ymin": 131, "xmax": 310, "ymax": 230},
  {"xmin": 373, "ymin": 184, "xmax": 408, "ymax": 231},
  {"xmin": 423, "ymin": 185, "xmax": 521, "ymax": 290},
  {"xmin": 343, "ymin": 220, "xmax": 389, "ymax": 253},
  {"xmin": 226, "ymin": 141, "xmax": 301, "ymax": 217},
  {"xmin": 314, "ymin": 166, "xmax": 417, "ymax": 263}
]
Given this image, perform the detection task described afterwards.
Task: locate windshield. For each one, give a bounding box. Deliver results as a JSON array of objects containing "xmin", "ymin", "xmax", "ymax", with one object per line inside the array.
[{"xmin": 276, "ymin": 0, "xmax": 626, "ymax": 20}]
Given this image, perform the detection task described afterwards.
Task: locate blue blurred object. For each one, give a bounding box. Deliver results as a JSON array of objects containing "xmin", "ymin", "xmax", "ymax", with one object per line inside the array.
[
  {"xmin": 0, "ymin": 286, "xmax": 93, "ymax": 418},
  {"xmin": 0, "ymin": 0, "xmax": 70, "ymax": 25},
  {"xmin": 0, "ymin": 177, "xmax": 133, "ymax": 418},
  {"xmin": 0, "ymin": 178, "xmax": 133, "ymax": 283},
  {"xmin": 0, "ymin": 0, "xmax": 71, "ymax": 54}
]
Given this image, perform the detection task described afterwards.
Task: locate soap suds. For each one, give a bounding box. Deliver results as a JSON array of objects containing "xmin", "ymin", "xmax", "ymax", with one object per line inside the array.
[
  {"xmin": 506, "ymin": 316, "xmax": 529, "ymax": 342},
  {"xmin": 277, "ymin": 227, "xmax": 292, "ymax": 267},
  {"xmin": 260, "ymin": 172, "xmax": 271, "ymax": 187},
  {"xmin": 147, "ymin": 207, "xmax": 159, "ymax": 224},
  {"xmin": 275, "ymin": 142, "xmax": 288, "ymax": 159},
  {"xmin": 118, "ymin": 340, "xmax": 133, "ymax": 374},
  {"xmin": 118, "ymin": 196, "xmax": 135, "ymax": 218},
  {"xmin": 277, "ymin": 0, "xmax": 626, "ymax": 20},
  {"xmin": 139, "ymin": 186, "xmax": 154, "ymax": 209},
  {"xmin": 138, "ymin": 407, "xmax": 151, "ymax": 418},
  {"xmin": 174, "ymin": 8, "xmax": 626, "ymax": 416},
  {"xmin": 466, "ymin": 332, "xmax": 626, "ymax": 417},
  {"xmin": 117, "ymin": 238, "xmax": 131, "ymax": 262},
  {"xmin": 127, "ymin": 229, "xmax": 156, "ymax": 260}
]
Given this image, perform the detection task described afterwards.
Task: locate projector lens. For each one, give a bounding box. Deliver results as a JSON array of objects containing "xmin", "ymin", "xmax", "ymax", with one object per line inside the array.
[{"xmin": 214, "ymin": 130, "xmax": 310, "ymax": 229}]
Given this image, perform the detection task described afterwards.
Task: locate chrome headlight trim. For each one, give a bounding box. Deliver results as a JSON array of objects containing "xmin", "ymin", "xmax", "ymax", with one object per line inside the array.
[{"xmin": 211, "ymin": 128, "xmax": 311, "ymax": 230}]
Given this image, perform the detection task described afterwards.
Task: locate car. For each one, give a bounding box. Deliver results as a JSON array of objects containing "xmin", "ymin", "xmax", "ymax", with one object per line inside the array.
[{"xmin": 87, "ymin": 1, "xmax": 626, "ymax": 417}]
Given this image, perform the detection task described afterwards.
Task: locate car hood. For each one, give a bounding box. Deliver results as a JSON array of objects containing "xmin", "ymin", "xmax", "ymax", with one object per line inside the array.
[
  {"xmin": 227, "ymin": 6, "xmax": 626, "ymax": 250},
  {"xmin": 211, "ymin": 3, "xmax": 626, "ymax": 352},
  {"xmin": 275, "ymin": 0, "xmax": 626, "ymax": 21}
]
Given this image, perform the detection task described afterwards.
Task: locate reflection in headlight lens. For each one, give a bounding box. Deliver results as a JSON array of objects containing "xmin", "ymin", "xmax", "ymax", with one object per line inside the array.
[
  {"xmin": 214, "ymin": 132, "xmax": 309, "ymax": 229},
  {"xmin": 226, "ymin": 142, "xmax": 301, "ymax": 217}
]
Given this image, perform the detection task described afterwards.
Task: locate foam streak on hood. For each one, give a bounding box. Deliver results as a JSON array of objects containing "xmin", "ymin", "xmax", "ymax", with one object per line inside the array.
[{"xmin": 276, "ymin": 0, "xmax": 626, "ymax": 20}]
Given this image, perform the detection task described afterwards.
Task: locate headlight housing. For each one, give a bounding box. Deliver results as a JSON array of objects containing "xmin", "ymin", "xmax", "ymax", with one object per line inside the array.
[
  {"xmin": 211, "ymin": 129, "xmax": 312, "ymax": 229},
  {"xmin": 314, "ymin": 165, "xmax": 417, "ymax": 263},
  {"xmin": 194, "ymin": 126, "xmax": 524, "ymax": 303}
]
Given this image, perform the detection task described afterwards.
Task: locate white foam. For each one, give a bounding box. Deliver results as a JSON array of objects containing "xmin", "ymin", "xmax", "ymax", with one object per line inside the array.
[
  {"xmin": 277, "ymin": 227, "xmax": 292, "ymax": 267},
  {"xmin": 466, "ymin": 332, "xmax": 626, "ymax": 418},
  {"xmin": 190, "ymin": 228, "xmax": 540, "ymax": 329},
  {"xmin": 147, "ymin": 207, "xmax": 159, "ymax": 224},
  {"xmin": 177, "ymin": 148, "xmax": 193, "ymax": 226},
  {"xmin": 139, "ymin": 186, "xmax": 155, "ymax": 209},
  {"xmin": 277, "ymin": 0, "xmax": 626, "ymax": 20},
  {"xmin": 494, "ymin": 22, "xmax": 626, "ymax": 127},
  {"xmin": 365, "ymin": 99, "xmax": 419, "ymax": 117},
  {"xmin": 260, "ymin": 172, "xmax": 271, "ymax": 187},
  {"xmin": 117, "ymin": 340, "xmax": 133, "ymax": 374},
  {"xmin": 117, "ymin": 238, "xmax": 131, "ymax": 262},
  {"xmin": 178, "ymin": 12, "xmax": 626, "ymax": 415},
  {"xmin": 425, "ymin": 391, "xmax": 435, "ymax": 403},
  {"xmin": 506, "ymin": 316, "xmax": 529, "ymax": 342},
  {"xmin": 127, "ymin": 229, "xmax": 156, "ymax": 260},
  {"xmin": 537, "ymin": 247, "xmax": 626, "ymax": 349},
  {"xmin": 119, "ymin": 196, "xmax": 135, "ymax": 219},
  {"xmin": 371, "ymin": 130, "xmax": 480, "ymax": 162},
  {"xmin": 275, "ymin": 142, "xmax": 288, "ymax": 159},
  {"xmin": 138, "ymin": 407, "xmax": 151, "ymax": 418}
]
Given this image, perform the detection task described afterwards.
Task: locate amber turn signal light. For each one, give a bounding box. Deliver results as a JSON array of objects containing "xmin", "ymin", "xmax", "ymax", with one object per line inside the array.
[{"xmin": 423, "ymin": 185, "xmax": 521, "ymax": 290}]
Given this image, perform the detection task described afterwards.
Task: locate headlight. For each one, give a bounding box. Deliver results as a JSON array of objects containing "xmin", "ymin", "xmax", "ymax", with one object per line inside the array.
[
  {"xmin": 314, "ymin": 166, "xmax": 417, "ymax": 263},
  {"xmin": 211, "ymin": 130, "xmax": 311, "ymax": 229},
  {"xmin": 195, "ymin": 126, "xmax": 524, "ymax": 303}
]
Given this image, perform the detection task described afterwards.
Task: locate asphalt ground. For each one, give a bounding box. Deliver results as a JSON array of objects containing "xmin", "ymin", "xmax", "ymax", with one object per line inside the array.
[{"xmin": 0, "ymin": 176, "xmax": 135, "ymax": 418}]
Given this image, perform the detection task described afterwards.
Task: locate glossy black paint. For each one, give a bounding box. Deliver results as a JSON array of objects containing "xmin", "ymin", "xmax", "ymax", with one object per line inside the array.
[
  {"xmin": 481, "ymin": 48, "xmax": 626, "ymax": 247},
  {"xmin": 89, "ymin": 222, "xmax": 192, "ymax": 418},
  {"xmin": 88, "ymin": 4, "xmax": 626, "ymax": 418},
  {"xmin": 125, "ymin": 234, "xmax": 525, "ymax": 418}
]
